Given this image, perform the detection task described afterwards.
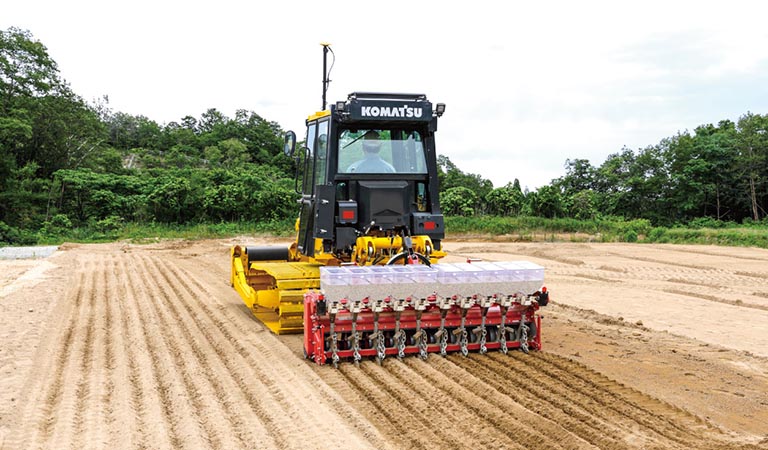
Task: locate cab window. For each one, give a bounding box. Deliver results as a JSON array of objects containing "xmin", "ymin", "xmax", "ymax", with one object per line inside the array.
[
  {"xmin": 314, "ymin": 120, "xmax": 329, "ymax": 185},
  {"xmin": 302, "ymin": 123, "xmax": 317, "ymax": 193},
  {"xmin": 337, "ymin": 128, "xmax": 428, "ymax": 174}
]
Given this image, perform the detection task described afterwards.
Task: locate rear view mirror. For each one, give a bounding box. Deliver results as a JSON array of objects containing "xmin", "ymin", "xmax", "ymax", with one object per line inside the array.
[{"xmin": 284, "ymin": 131, "xmax": 297, "ymax": 157}]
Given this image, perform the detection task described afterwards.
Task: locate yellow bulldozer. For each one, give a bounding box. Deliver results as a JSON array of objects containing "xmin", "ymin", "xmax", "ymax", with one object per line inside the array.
[{"xmin": 231, "ymin": 45, "xmax": 548, "ymax": 366}]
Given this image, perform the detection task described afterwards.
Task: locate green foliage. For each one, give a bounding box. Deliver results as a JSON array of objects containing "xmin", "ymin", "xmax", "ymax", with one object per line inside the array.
[
  {"xmin": 0, "ymin": 221, "xmax": 19, "ymax": 244},
  {"xmin": 0, "ymin": 220, "xmax": 37, "ymax": 245},
  {"xmin": 444, "ymin": 215, "xmax": 768, "ymax": 248},
  {"xmin": 37, "ymin": 213, "xmax": 72, "ymax": 240},
  {"xmin": 95, "ymin": 215, "xmax": 124, "ymax": 233},
  {"xmin": 568, "ymin": 190, "xmax": 597, "ymax": 220},
  {"xmin": 445, "ymin": 215, "xmax": 649, "ymax": 239},
  {"xmin": 643, "ymin": 225, "xmax": 768, "ymax": 248},
  {"xmin": 437, "ymin": 155, "xmax": 493, "ymax": 207},
  {"xmin": 484, "ymin": 181, "xmax": 524, "ymax": 216},
  {"xmin": 441, "ymin": 186, "xmax": 478, "ymax": 216},
  {"xmin": 623, "ymin": 229, "xmax": 638, "ymax": 242}
]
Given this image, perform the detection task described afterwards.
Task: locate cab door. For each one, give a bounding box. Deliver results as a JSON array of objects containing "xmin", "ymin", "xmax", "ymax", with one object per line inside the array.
[
  {"xmin": 297, "ymin": 118, "xmax": 331, "ymax": 257},
  {"xmin": 297, "ymin": 122, "xmax": 317, "ymax": 256}
]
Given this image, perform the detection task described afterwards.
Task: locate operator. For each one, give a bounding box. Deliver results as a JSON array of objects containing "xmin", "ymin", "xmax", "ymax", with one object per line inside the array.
[{"xmin": 347, "ymin": 130, "xmax": 396, "ymax": 173}]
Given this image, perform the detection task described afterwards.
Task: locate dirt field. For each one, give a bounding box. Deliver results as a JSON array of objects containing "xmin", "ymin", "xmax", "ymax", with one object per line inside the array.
[{"xmin": 1, "ymin": 239, "xmax": 767, "ymax": 449}]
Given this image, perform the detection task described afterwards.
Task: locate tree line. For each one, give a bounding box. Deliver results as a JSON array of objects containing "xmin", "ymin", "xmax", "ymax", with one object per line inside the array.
[
  {"xmin": 1, "ymin": 27, "xmax": 767, "ymax": 245},
  {"xmin": 439, "ymin": 114, "xmax": 768, "ymax": 227}
]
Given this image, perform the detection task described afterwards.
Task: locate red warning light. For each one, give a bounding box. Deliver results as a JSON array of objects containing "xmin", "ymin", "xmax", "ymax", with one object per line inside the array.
[{"xmin": 341, "ymin": 210, "xmax": 355, "ymax": 220}]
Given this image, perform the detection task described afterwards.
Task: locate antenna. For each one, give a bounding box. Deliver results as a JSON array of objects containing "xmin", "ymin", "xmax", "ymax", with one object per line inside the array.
[{"xmin": 320, "ymin": 42, "xmax": 333, "ymax": 111}]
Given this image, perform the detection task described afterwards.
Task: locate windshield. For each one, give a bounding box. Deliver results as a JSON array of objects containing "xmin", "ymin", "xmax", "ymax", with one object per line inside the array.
[{"xmin": 337, "ymin": 128, "xmax": 428, "ymax": 174}]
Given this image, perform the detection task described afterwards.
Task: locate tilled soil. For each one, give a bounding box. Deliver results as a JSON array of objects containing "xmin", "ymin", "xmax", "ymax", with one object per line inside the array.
[{"xmin": 1, "ymin": 239, "xmax": 767, "ymax": 449}]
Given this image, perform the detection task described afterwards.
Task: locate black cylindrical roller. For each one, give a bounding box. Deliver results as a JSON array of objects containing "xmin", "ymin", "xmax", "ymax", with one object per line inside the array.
[{"xmin": 246, "ymin": 246, "xmax": 290, "ymax": 262}]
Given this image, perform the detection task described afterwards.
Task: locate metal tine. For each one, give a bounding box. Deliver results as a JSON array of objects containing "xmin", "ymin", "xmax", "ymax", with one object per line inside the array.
[
  {"xmin": 472, "ymin": 295, "xmax": 493, "ymax": 355},
  {"xmin": 434, "ymin": 295, "xmax": 454, "ymax": 356},
  {"xmin": 452, "ymin": 296, "xmax": 475, "ymax": 357},
  {"xmin": 370, "ymin": 297, "xmax": 387, "ymax": 365},
  {"xmin": 392, "ymin": 297, "xmax": 408, "ymax": 359}
]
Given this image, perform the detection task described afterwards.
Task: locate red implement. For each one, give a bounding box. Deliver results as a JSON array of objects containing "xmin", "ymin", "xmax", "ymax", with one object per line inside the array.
[{"xmin": 303, "ymin": 291, "xmax": 545, "ymax": 366}]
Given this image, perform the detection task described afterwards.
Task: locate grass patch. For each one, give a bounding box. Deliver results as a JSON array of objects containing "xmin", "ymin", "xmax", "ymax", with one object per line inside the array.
[
  {"xmin": 31, "ymin": 219, "xmax": 294, "ymax": 245},
  {"xmin": 445, "ymin": 216, "xmax": 768, "ymax": 249},
  {"xmin": 445, "ymin": 216, "xmax": 652, "ymax": 243},
  {"xmin": 6, "ymin": 215, "xmax": 768, "ymax": 250},
  {"xmin": 643, "ymin": 226, "xmax": 768, "ymax": 248}
]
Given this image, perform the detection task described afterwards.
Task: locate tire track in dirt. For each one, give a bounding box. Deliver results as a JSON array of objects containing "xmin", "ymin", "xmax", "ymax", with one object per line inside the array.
[
  {"xmin": 72, "ymin": 255, "xmax": 107, "ymax": 450},
  {"xmin": 137, "ymin": 254, "xmax": 267, "ymax": 449},
  {"xmin": 123, "ymin": 255, "xmax": 200, "ymax": 449},
  {"xmin": 110, "ymin": 254, "xmax": 151, "ymax": 449},
  {"xmin": 397, "ymin": 357, "xmax": 582, "ymax": 449},
  {"xmin": 131, "ymin": 254, "xmax": 234, "ymax": 450},
  {"xmin": 525, "ymin": 352, "xmax": 716, "ymax": 447},
  {"xmin": 47, "ymin": 261, "xmax": 98, "ymax": 449},
  {"xmin": 449, "ymin": 354, "xmax": 628, "ymax": 449},
  {"xmin": 348, "ymin": 361, "xmax": 486, "ymax": 449},
  {"xmin": 9, "ymin": 262, "xmax": 88, "ymax": 449},
  {"xmin": 662, "ymin": 288, "xmax": 768, "ymax": 312},
  {"xmin": 334, "ymin": 363, "xmax": 455, "ymax": 450},
  {"xmin": 153, "ymin": 255, "xmax": 386, "ymax": 450},
  {"xmin": 736, "ymin": 270, "xmax": 768, "ymax": 280},
  {"xmin": 164, "ymin": 253, "xmax": 393, "ymax": 447},
  {"xmin": 102, "ymin": 255, "xmax": 119, "ymax": 448},
  {"xmin": 658, "ymin": 246, "xmax": 768, "ymax": 263},
  {"xmin": 601, "ymin": 251, "xmax": 745, "ymax": 274},
  {"xmin": 457, "ymin": 246, "xmax": 588, "ymax": 267}
]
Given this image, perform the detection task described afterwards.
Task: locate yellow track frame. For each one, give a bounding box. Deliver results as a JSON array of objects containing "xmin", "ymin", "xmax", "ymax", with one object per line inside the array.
[
  {"xmin": 231, "ymin": 235, "xmax": 445, "ymax": 334},
  {"xmin": 231, "ymin": 246, "xmax": 321, "ymax": 334}
]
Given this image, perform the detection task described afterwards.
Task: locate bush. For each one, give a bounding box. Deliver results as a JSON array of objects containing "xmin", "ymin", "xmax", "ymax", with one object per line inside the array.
[
  {"xmin": 0, "ymin": 221, "xmax": 20, "ymax": 245},
  {"xmin": 95, "ymin": 215, "xmax": 124, "ymax": 232},
  {"xmin": 646, "ymin": 227, "xmax": 667, "ymax": 242},
  {"xmin": 49, "ymin": 214, "xmax": 72, "ymax": 229},
  {"xmin": 441, "ymin": 187, "xmax": 478, "ymax": 216},
  {"xmin": 623, "ymin": 229, "xmax": 638, "ymax": 242},
  {"xmin": 688, "ymin": 217, "xmax": 726, "ymax": 229},
  {"xmin": 38, "ymin": 214, "xmax": 73, "ymax": 240}
]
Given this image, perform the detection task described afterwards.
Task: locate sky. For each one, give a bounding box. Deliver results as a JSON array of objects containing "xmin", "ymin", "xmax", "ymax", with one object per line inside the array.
[{"xmin": 4, "ymin": 0, "xmax": 768, "ymax": 190}]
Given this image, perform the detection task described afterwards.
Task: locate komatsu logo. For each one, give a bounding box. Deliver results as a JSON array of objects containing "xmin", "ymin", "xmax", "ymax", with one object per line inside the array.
[{"xmin": 361, "ymin": 104, "xmax": 423, "ymax": 118}]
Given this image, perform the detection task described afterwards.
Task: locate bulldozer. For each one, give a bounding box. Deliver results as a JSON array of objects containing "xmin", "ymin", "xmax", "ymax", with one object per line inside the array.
[{"xmin": 231, "ymin": 45, "xmax": 548, "ymax": 366}]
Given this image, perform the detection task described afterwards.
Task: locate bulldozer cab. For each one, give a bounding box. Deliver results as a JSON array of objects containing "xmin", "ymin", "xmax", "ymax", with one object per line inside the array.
[{"xmin": 288, "ymin": 92, "xmax": 446, "ymax": 260}]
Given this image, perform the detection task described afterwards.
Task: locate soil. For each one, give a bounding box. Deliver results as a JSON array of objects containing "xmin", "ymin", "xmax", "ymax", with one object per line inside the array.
[{"xmin": 1, "ymin": 239, "xmax": 767, "ymax": 449}]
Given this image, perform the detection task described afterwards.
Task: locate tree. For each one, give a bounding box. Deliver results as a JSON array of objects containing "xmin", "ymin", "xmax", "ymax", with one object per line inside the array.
[
  {"xmin": 485, "ymin": 180, "xmax": 524, "ymax": 216},
  {"xmin": 441, "ymin": 186, "xmax": 478, "ymax": 216},
  {"xmin": 531, "ymin": 185, "xmax": 564, "ymax": 218},
  {"xmin": 437, "ymin": 155, "xmax": 493, "ymax": 209},
  {"xmin": 736, "ymin": 112, "xmax": 768, "ymax": 221},
  {"xmin": 1, "ymin": 27, "xmax": 62, "ymax": 193},
  {"xmin": 0, "ymin": 27, "xmax": 62, "ymax": 106},
  {"xmin": 558, "ymin": 158, "xmax": 595, "ymax": 196},
  {"xmin": 569, "ymin": 190, "xmax": 597, "ymax": 220}
]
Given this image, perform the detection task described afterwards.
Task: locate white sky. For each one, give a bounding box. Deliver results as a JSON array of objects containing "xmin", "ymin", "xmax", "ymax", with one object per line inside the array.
[{"xmin": 4, "ymin": 0, "xmax": 768, "ymax": 190}]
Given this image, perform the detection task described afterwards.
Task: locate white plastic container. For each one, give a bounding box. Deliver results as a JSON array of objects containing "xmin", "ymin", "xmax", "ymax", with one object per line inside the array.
[{"xmin": 467, "ymin": 262, "xmax": 505, "ymax": 282}]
